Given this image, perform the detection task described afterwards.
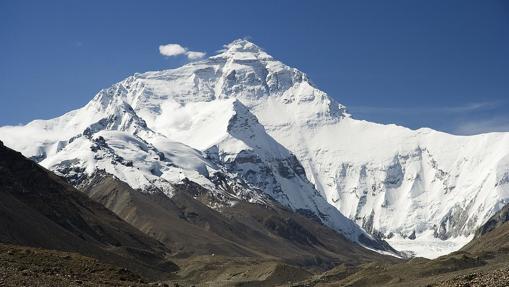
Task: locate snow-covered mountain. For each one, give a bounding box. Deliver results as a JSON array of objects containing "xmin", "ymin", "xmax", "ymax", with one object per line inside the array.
[{"xmin": 1, "ymin": 39, "xmax": 508, "ymax": 258}]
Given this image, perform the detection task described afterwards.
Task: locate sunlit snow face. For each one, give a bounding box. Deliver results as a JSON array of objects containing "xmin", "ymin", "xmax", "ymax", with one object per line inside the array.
[
  {"xmin": 152, "ymin": 98, "xmax": 236, "ymax": 151},
  {"xmin": 157, "ymin": 101, "xmax": 193, "ymax": 130}
]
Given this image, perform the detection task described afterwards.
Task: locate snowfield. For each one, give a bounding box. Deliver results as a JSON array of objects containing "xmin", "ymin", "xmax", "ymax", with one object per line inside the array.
[{"xmin": 1, "ymin": 39, "xmax": 508, "ymax": 258}]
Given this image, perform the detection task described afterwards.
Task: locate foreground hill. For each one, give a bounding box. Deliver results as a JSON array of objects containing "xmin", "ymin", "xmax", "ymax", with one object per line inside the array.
[
  {"xmin": 0, "ymin": 141, "xmax": 177, "ymax": 280},
  {"xmin": 0, "ymin": 244, "xmax": 151, "ymax": 287}
]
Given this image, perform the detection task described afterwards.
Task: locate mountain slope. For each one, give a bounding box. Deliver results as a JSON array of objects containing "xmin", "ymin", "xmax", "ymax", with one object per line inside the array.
[
  {"xmin": 461, "ymin": 202, "xmax": 509, "ymax": 254},
  {"xmin": 273, "ymin": 117, "xmax": 509, "ymax": 258},
  {"xmin": 0, "ymin": 80, "xmax": 383, "ymax": 251},
  {"xmin": 295, "ymin": 203, "xmax": 509, "ymax": 287},
  {"xmin": 83, "ymin": 173, "xmax": 397, "ymax": 267},
  {"xmin": 1, "ymin": 39, "xmax": 508, "ymax": 257},
  {"xmin": 0, "ymin": 139, "xmax": 397, "ymax": 286},
  {"xmin": 0, "ymin": 141, "xmax": 177, "ymax": 280}
]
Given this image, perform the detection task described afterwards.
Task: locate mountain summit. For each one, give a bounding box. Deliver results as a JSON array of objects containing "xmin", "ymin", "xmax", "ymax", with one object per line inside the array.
[
  {"xmin": 215, "ymin": 39, "xmax": 273, "ymax": 60},
  {"xmin": 1, "ymin": 39, "xmax": 508, "ymax": 258}
]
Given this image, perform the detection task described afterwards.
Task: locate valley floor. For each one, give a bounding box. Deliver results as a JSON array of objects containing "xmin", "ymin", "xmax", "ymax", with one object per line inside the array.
[{"xmin": 2, "ymin": 242, "xmax": 509, "ymax": 287}]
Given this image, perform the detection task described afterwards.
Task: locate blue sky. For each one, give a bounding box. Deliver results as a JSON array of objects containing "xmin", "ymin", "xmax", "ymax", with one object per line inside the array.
[{"xmin": 1, "ymin": 0, "xmax": 508, "ymax": 134}]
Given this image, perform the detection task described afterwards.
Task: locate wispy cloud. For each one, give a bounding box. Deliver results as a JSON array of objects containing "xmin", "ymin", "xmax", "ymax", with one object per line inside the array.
[
  {"xmin": 348, "ymin": 101, "xmax": 503, "ymax": 116},
  {"xmin": 452, "ymin": 117, "xmax": 509, "ymax": 135},
  {"xmin": 348, "ymin": 100, "xmax": 509, "ymax": 135},
  {"xmin": 158, "ymin": 43, "xmax": 206, "ymax": 60}
]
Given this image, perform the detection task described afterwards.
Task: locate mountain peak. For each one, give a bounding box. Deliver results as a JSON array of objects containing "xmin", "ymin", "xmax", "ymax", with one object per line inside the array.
[
  {"xmin": 225, "ymin": 38, "xmax": 262, "ymax": 51},
  {"xmin": 214, "ymin": 39, "xmax": 272, "ymax": 60}
]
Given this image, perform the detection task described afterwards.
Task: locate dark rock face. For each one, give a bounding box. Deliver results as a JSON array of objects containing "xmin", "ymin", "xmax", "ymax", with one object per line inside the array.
[
  {"xmin": 29, "ymin": 152, "xmax": 47, "ymax": 163},
  {"xmin": 476, "ymin": 204, "xmax": 509, "ymax": 237},
  {"xmin": 408, "ymin": 230, "xmax": 416, "ymax": 240},
  {"xmin": 458, "ymin": 202, "xmax": 509, "ymax": 256},
  {"xmin": 52, "ymin": 160, "xmax": 88, "ymax": 186},
  {"xmin": 435, "ymin": 200, "xmax": 478, "ymax": 240}
]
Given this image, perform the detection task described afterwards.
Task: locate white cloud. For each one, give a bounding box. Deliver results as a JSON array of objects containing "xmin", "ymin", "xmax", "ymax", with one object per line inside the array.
[
  {"xmin": 159, "ymin": 44, "xmax": 187, "ymax": 57},
  {"xmin": 159, "ymin": 43, "xmax": 206, "ymax": 60},
  {"xmin": 185, "ymin": 51, "xmax": 206, "ymax": 60}
]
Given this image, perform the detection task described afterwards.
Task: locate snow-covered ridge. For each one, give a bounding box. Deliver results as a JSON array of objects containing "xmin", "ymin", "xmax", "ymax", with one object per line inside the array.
[
  {"xmin": 1, "ymin": 39, "xmax": 508, "ymax": 258},
  {"xmin": 0, "ymin": 47, "xmax": 383, "ymax": 250}
]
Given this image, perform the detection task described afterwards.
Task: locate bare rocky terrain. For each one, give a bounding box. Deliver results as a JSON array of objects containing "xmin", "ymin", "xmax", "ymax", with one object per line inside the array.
[
  {"xmin": 83, "ymin": 173, "xmax": 395, "ymax": 267},
  {"xmin": 0, "ymin": 244, "xmax": 150, "ymax": 287}
]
